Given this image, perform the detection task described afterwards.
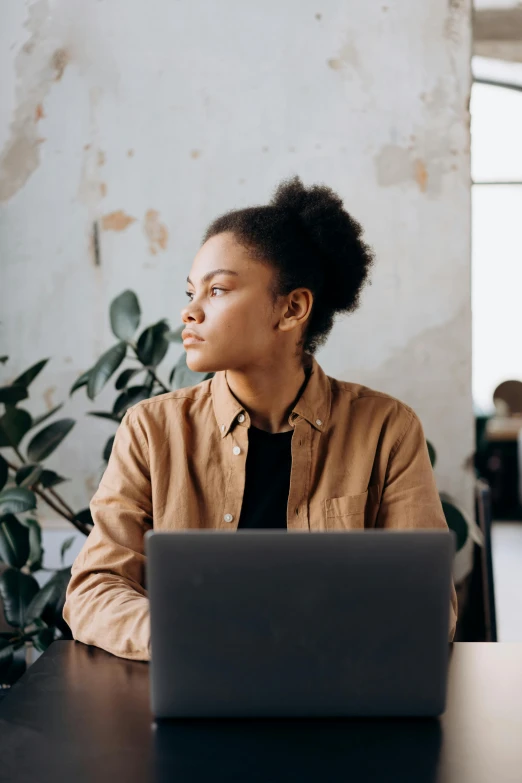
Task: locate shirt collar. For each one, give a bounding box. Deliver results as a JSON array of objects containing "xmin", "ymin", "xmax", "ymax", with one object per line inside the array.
[{"xmin": 211, "ymin": 354, "xmax": 332, "ymax": 438}]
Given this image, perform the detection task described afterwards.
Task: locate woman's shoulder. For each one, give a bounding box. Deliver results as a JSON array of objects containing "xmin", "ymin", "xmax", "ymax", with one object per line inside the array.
[
  {"xmin": 328, "ymin": 375, "xmax": 417, "ymax": 419},
  {"xmin": 124, "ymin": 377, "xmax": 214, "ymax": 424}
]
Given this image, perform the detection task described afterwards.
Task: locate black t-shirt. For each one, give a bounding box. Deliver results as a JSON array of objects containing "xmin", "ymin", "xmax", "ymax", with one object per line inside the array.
[{"xmin": 237, "ymin": 425, "xmax": 293, "ymax": 529}]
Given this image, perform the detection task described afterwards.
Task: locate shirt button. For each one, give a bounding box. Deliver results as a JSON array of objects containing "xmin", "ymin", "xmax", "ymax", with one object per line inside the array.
[
  {"xmin": 224, "ymin": 513, "xmax": 234, "ymax": 523},
  {"xmin": 221, "ymin": 424, "xmax": 226, "ymax": 432},
  {"xmin": 233, "ymin": 446, "xmax": 241, "ymax": 455},
  {"xmin": 237, "ymin": 413, "xmax": 245, "ymax": 423},
  {"xmin": 316, "ymin": 419, "xmax": 323, "ymax": 426}
]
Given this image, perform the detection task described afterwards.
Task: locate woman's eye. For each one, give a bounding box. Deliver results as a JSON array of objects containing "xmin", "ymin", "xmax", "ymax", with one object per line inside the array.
[{"xmin": 185, "ymin": 287, "xmax": 225, "ymax": 301}]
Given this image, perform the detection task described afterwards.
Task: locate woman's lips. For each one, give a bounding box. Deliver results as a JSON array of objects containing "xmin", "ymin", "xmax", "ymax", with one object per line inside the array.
[{"xmin": 182, "ymin": 331, "xmax": 204, "ymax": 345}]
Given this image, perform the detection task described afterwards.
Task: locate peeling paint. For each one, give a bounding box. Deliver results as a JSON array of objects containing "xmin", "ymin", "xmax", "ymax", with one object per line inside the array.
[
  {"xmin": 190, "ymin": 149, "xmax": 201, "ymax": 159},
  {"xmin": 143, "ymin": 209, "xmax": 169, "ymax": 254},
  {"xmin": 44, "ymin": 385, "xmax": 56, "ymax": 409},
  {"xmin": 101, "ymin": 211, "xmax": 136, "ymax": 231},
  {"xmin": 51, "ymin": 47, "xmax": 69, "ymax": 80},
  {"xmin": 328, "ymin": 40, "xmax": 359, "ymax": 71},
  {"xmin": 445, "ymin": 0, "xmax": 466, "ymax": 44},
  {"xmin": 327, "ymin": 36, "xmax": 372, "ymax": 89},
  {"xmin": 99, "ymin": 182, "xmax": 107, "ymax": 197},
  {"xmin": 127, "ymin": 148, "xmax": 134, "ymax": 157},
  {"xmin": 414, "ymin": 159, "xmax": 428, "ymax": 192},
  {"xmin": 374, "ymin": 145, "xmax": 412, "ymax": 188},
  {"xmin": 97, "ymin": 150, "xmax": 105, "ymax": 166},
  {"xmin": 0, "ymin": 1, "xmax": 72, "ymax": 202},
  {"xmin": 0, "ymin": 1, "xmax": 49, "ymax": 201}
]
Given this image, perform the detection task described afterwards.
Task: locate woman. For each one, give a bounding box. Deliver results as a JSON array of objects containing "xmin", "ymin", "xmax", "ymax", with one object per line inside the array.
[{"xmin": 63, "ymin": 176, "xmax": 458, "ymax": 660}]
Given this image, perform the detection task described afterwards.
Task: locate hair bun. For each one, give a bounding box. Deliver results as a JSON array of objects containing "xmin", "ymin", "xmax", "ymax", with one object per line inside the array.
[{"xmin": 269, "ymin": 175, "xmax": 373, "ymax": 311}]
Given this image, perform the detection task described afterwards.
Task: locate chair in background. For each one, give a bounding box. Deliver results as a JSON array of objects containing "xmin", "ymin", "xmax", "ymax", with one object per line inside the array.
[
  {"xmin": 455, "ymin": 479, "xmax": 497, "ymax": 641},
  {"xmin": 474, "ymin": 479, "xmax": 498, "ymax": 641},
  {"xmin": 492, "ymin": 379, "xmax": 522, "ymax": 416}
]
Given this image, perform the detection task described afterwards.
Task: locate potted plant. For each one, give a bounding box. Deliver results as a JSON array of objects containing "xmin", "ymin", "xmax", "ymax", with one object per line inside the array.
[{"xmin": 0, "ymin": 290, "xmax": 211, "ymax": 688}]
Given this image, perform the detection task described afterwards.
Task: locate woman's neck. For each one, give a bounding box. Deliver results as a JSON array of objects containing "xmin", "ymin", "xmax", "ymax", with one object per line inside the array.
[{"xmin": 225, "ymin": 355, "xmax": 311, "ymax": 433}]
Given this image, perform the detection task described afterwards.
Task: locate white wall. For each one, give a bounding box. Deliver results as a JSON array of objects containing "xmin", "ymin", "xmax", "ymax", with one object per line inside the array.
[{"xmin": 1, "ymin": 1, "xmax": 473, "ymax": 574}]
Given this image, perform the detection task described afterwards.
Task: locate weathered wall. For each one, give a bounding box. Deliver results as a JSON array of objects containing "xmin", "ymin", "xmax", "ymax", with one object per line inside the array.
[{"xmin": 0, "ymin": 1, "xmax": 473, "ymax": 576}]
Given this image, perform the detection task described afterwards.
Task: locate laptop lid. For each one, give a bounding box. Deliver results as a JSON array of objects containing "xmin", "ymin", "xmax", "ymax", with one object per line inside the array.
[{"xmin": 145, "ymin": 529, "xmax": 455, "ymax": 718}]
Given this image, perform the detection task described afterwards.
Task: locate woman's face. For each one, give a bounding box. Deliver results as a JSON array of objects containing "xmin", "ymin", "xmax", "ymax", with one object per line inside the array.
[{"xmin": 181, "ymin": 231, "xmax": 287, "ymax": 373}]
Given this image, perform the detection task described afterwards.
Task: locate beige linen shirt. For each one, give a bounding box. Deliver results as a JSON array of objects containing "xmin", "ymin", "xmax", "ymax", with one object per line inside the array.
[{"xmin": 63, "ymin": 355, "xmax": 458, "ymax": 661}]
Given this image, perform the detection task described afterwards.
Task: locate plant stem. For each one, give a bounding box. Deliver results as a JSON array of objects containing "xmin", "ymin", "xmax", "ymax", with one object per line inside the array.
[
  {"xmin": 47, "ymin": 487, "xmax": 76, "ymax": 517},
  {"xmin": 4, "ymin": 458, "xmax": 91, "ymax": 536},
  {"xmin": 128, "ymin": 341, "xmax": 170, "ymax": 392}
]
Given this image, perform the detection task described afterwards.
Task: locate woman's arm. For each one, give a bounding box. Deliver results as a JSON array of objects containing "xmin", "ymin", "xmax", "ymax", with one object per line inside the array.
[
  {"xmin": 375, "ymin": 408, "xmax": 458, "ymax": 642},
  {"xmin": 62, "ymin": 408, "xmax": 152, "ymax": 661}
]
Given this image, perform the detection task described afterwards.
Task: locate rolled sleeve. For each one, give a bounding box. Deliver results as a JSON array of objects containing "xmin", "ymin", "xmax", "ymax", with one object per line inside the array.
[
  {"xmin": 62, "ymin": 408, "xmax": 152, "ymax": 661},
  {"xmin": 376, "ymin": 408, "xmax": 458, "ymax": 642}
]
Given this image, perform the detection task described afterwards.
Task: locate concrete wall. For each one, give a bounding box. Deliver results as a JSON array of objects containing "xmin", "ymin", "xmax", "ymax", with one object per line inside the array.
[{"xmin": 0, "ymin": 1, "xmax": 473, "ymax": 577}]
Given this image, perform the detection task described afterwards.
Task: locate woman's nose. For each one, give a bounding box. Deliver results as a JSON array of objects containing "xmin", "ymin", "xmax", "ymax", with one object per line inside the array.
[{"xmin": 181, "ymin": 303, "xmax": 202, "ymax": 324}]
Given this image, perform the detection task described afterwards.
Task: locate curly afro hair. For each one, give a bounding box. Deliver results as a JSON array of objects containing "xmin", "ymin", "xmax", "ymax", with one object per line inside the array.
[{"xmin": 202, "ymin": 175, "xmax": 375, "ymax": 354}]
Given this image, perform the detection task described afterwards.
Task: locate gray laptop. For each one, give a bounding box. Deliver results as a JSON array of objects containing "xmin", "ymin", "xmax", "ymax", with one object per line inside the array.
[{"xmin": 144, "ymin": 529, "xmax": 455, "ymax": 719}]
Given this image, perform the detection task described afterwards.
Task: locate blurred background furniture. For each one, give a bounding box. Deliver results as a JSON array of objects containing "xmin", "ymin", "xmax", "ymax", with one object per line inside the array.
[
  {"xmin": 474, "ymin": 382, "xmax": 522, "ymax": 520},
  {"xmin": 455, "ymin": 479, "xmax": 497, "ymax": 642}
]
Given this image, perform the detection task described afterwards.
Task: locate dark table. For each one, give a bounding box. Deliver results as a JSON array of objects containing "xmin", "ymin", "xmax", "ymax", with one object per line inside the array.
[{"xmin": 1, "ymin": 641, "xmax": 521, "ymax": 783}]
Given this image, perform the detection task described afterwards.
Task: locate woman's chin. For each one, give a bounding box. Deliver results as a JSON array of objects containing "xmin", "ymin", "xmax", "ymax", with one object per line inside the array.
[{"xmin": 185, "ymin": 347, "xmax": 213, "ymax": 374}]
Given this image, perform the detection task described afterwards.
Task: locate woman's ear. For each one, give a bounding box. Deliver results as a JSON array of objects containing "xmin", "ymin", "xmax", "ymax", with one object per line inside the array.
[{"xmin": 279, "ymin": 288, "xmax": 314, "ymax": 334}]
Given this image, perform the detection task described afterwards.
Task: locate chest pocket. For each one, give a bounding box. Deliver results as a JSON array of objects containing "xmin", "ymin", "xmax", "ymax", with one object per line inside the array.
[{"xmin": 323, "ymin": 485, "xmax": 381, "ymax": 530}]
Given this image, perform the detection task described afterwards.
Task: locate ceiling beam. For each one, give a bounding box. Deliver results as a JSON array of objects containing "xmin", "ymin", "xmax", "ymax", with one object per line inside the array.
[{"xmin": 473, "ymin": 8, "xmax": 522, "ymax": 63}]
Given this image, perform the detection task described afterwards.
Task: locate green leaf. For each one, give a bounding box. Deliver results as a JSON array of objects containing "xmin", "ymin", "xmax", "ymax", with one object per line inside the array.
[
  {"xmin": 70, "ymin": 369, "xmax": 91, "ymax": 397},
  {"xmin": 0, "ymin": 384, "xmax": 28, "ymax": 405},
  {"xmin": 441, "ymin": 500, "xmax": 468, "ymax": 552},
  {"xmin": 427, "ymin": 441, "xmax": 436, "ymax": 468},
  {"xmin": 0, "ymin": 356, "xmax": 8, "ymax": 364},
  {"xmin": 165, "ymin": 325, "xmax": 185, "ymax": 343},
  {"xmin": 12, "ymin": 359, "xmax": 49, "ymax": 389},
  {"xmin": 144, "ymin": 370, "xmax": 155, "ymax": 395},
  {"xmin": 0, "ymin": 408, "xmax": 32, "ymax": 448},
  {"xmin": 19, "ymin": 517, "xmax": 43, "ymax": 571},
  {"xmin": 136, "ymin": 320, "xmax": 170, "ymax": 367},
  {"xmin": 112, "ymin": 385, "xmax": 151, "ymax": 417},
  {"xmin": 31, "ymin": 403, "xmax": 64, "ymax": 429},
  {"xmin": 0, "ymin": 487, "xmax": 37, "ymax": 515},
  {"xmin": 115, "ymin": 367, "xmax": 142, "ymax": 390},
  {"xmin": 0, "ymin": 514, "xmax": 30, "ymax": 567},
  {"xmin": 39, "ymin": 470, "xmax": 67, "ymax": 489},
  {"xmin": 15, "ymin": 464, "xmax": 44, "ymax": 488},
  {"xmin": 103, "ymin": 435, "xmax": 115, "ymax": 462},
  {"xmin": 25, "ymin": 567, "xmax": 71, "ymax": 629},
  {"xmin": 172, "ymin": 351, "xmax": 213, "ymax": 390},
  {"xmin": 60, "ymin": 535, "xmax": 76, "ymax": 565},
  {"xmin": 87, "ymin": 343, "xmax": 127, "ymax": 400},
  {"xmin": 74, "ymin": 508, "xmax": 93, "ymax": 528},
  {"xmin": 0, "ymin": 568, "xmax": 40, "ymax": 628},
  {"xmin": 26, "ymin": 418, "xmax": 75, "ymax": 462},
  {"xmin": 110, "ymin": 290, "xmax": 141, "ymax": 341},
  {"xmin": 0, "ymin": 454, "xmax": 8, "ymax": 491},
  {"xmin": 32, "ymin": 627, "xmax": 55, "ymax": 653},
  {"xmin": 88, "ymin": 411, "xmax": 122, "ymax": 422}
]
